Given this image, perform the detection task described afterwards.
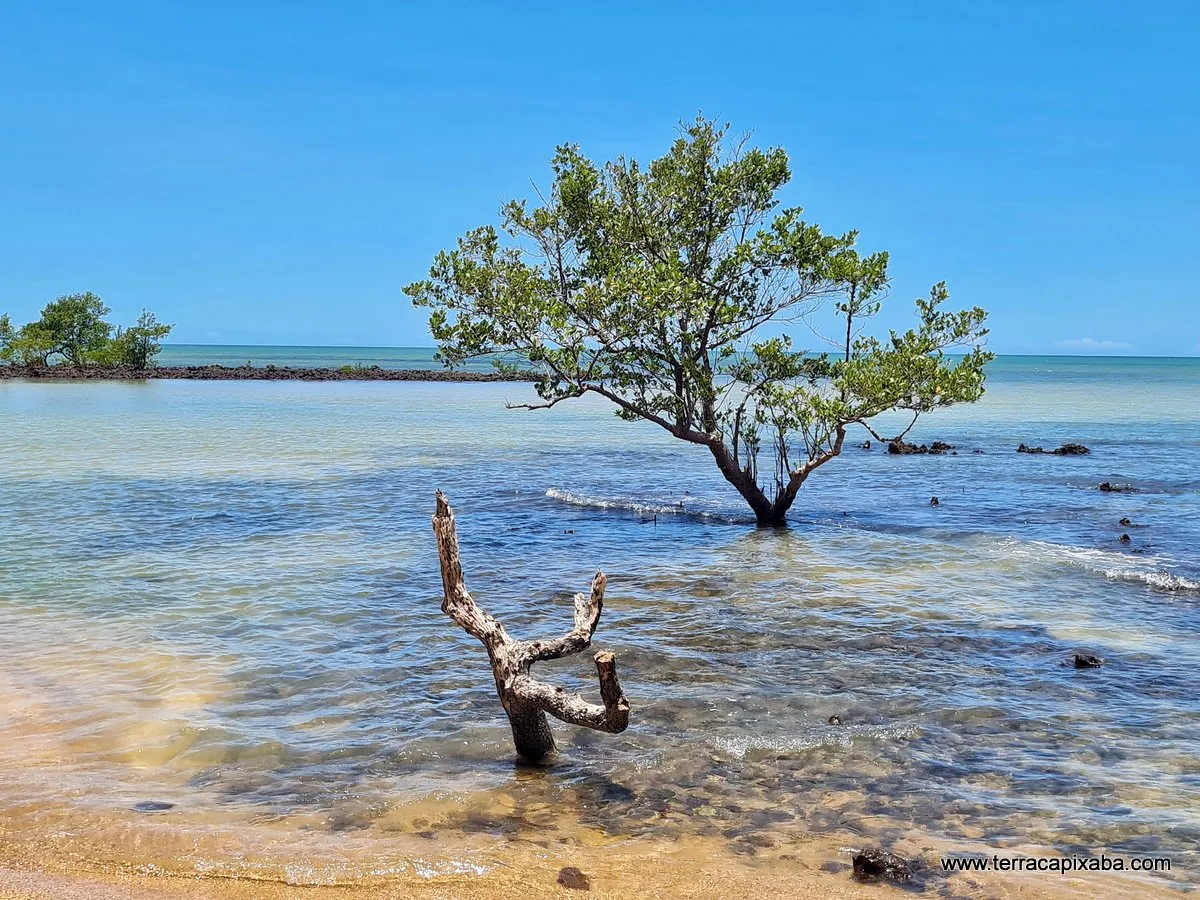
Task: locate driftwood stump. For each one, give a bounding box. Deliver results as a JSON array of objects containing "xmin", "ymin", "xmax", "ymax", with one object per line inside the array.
[{"xmin": 432, "ymin": 491, "xmax": 630, "ymax": 761}]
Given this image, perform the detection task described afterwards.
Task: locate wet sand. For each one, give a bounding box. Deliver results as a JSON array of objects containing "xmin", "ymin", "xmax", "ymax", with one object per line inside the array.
[
  {"xmin": 0, "ymin": 843, "xmax": 1182, "ymax": 900},
  {"xmin": 0, "ymin": 810, "xmax": 1182, "ymax": 900}
]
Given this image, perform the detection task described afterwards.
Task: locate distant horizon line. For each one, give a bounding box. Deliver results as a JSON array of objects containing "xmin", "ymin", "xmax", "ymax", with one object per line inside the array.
[{"xmin": 162, "ymin": 343, "xmax": 1199, "ymax": 360}]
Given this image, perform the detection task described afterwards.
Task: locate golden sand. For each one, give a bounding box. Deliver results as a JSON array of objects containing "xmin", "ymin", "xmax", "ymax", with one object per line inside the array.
[{"xmin": 0, "ymin": 820, "xmax": 1183, "ymax": 900}]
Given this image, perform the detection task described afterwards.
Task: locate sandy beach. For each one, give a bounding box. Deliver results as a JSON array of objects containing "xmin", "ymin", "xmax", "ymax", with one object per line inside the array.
[{"xmin": 0, "ymin": 830, "xmax": 1183, "ymax": 900}]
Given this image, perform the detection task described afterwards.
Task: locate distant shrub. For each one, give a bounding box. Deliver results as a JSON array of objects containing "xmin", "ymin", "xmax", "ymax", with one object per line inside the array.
[{"xmin": 1, "ymin": 297, "xmax": 172, "ymax": 367}]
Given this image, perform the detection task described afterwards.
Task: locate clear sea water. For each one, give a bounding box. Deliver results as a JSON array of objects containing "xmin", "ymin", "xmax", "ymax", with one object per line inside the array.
[
  {"xmin": 1, "ymin": 351, "xmax": 1197, "ymax": 887},
  {"xmin": 155, "ymin": 343, "xmax": 495, "ymax": 370}
]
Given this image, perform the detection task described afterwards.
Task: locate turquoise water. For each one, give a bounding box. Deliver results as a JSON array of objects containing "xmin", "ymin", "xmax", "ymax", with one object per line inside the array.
[{"xmin": 0, "ymin": 356, "xmax": 1198, "ymax": 884}]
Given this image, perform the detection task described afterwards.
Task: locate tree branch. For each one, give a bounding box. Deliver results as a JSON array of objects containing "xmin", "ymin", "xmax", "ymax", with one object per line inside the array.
[
  {"xmin": 511, "ymin": 652, "xmax": 629, "ymax": 733},
  {"xmin": 432, "ymin": 491, "xmax": 511, "ymax": 652},
  {"xmin": 430, "ymin": 493, "xmax": 631, "ymax": 759},
  {"xmin": 521, "ymin": 571, "xmax": 606, "ymax": 662}
]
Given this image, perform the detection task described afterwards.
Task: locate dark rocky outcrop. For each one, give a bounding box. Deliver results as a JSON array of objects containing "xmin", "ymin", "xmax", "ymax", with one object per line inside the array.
[
  {"xmin": 1018, "ymin": 442, "xmax": 1090, "ymax": 455},
  {"xmin": 888, "ymin": 440, "xmax": 955, "ymax": 455},
  {"xmin": 852, "ymin": 847, "xmax": 916, "ymax": 883},
  {"xmin": 0, "ymin": 364, "xmax": 537, "ymax": 382}
]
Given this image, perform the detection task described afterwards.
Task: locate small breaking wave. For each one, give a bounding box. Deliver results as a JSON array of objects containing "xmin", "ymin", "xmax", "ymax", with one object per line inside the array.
[
  {"xmin": 993, "ymin": 539, "xmax": 1200, "ymax": 594},
  {"xmin": 1102, "ymin": 567, "xmax": 1200, "ymax": 593},
  {"xmin": 544, "ymin": 488, "xmax": 745, "ymax": 524}
]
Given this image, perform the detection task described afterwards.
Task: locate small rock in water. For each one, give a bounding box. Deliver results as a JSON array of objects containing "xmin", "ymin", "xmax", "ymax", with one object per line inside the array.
[
  {"xmin": 1074, "ymin": 654, "xmax": 1104, "ymax": 669},
  {"xmin": 852, "ymin": 847, "xmax": 915, "ymax": 882},
  {"xmin": 930, "ymin": 496, "xmax": 940, "ymax": 506},
  {"xmin": 1118, "ymin": 533, "xmax": 1131, "ymax": 544},
  {"xmin": 557, "ymin": 866, "xmax": 591, "ymax": 890},
  {"xmin": 928, "ymin": 441, "xmax": 955, "ymax": 454},
  {"xmin": 1119, "ymin": 517, "xmax": 1132, "ymax": 527},
  {"xmin": 827, "ymin": 715, "xmax": 843, "ymax": 725},
  {"xmin": 132, "ymin": 800, "xmax": 175, "ymax": 813}
]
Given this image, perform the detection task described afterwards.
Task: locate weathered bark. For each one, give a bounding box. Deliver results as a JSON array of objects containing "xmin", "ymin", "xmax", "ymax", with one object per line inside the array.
[
  {"xmin": 431, "ymin": 491, "xmax": 630, "ymax": 761},
  {"xmin": 707, "ymin": 440, "xmax": 775, "ymax": 524},
  {"xmin": 707, "ymin": 426, "xmax": 848, "ymax": 527}
]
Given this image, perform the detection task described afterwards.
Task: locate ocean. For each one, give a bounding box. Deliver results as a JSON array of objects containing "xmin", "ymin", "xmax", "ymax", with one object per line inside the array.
[{"xmin": 1, "ymin": 352, "xmax": 1197, "ymax": 887}]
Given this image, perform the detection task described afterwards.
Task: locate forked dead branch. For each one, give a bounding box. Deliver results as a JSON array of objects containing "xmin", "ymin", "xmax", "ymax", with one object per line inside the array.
[{"xmin": 431, "ymin": 491, "xmax": 630, "ymax": 761}]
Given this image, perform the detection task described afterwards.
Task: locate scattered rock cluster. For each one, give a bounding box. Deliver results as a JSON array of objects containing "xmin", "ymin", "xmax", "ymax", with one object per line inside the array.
[
  {"xmin": 887, "ymin": 440, "xmax": 956, "ymax": 455},
  {"xmin": 1016, "ymin": 442, "xmax": 1090, "ymax": 455}
]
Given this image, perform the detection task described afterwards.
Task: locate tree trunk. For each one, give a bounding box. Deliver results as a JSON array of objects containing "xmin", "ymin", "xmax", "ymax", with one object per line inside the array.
[
  {"xmin": 504, "ymin": 702, "xmax": 557, "ymax": 761},
  {"xmin": 706, "ymin": 441, "xmax": 777, "ymax": 525},
  {"xmin": 432, "ymin": 492, "xmax": 630, "ymax": 763},
  {"xmin": 708, "ymin": 428, "xmax": 848, "ymax": 527}
]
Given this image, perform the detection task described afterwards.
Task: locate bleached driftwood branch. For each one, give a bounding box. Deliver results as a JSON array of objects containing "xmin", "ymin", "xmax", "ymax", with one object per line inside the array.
[{"xmin": 432, "ymin": 491, "xmax": 630, "ymax": 760}]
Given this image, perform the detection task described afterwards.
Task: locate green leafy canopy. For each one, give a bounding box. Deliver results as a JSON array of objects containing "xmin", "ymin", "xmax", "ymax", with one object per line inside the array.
[
  {"xmin": 405, "ymin": 117, "xmax": 993, "ymax": 524},
  {"xmin": 1, "ymin": 296, "xmax": 173, "ymax": 368}
]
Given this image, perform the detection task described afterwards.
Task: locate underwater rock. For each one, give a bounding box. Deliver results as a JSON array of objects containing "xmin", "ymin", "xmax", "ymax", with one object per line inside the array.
[
  {"xmin": 1074, "ymin": 654, "xmax": 1104, "ymax": 669},
  {"xmin": 852, "ymin": 847, "xmax": 915, "ymax": 882},
  {"xmin": 557, "ymin": 866, "xmax": 591, "ymax": 890},
  {"xmin": 131, "ymin": 800, "xmax": 175, "ymax": 813}
]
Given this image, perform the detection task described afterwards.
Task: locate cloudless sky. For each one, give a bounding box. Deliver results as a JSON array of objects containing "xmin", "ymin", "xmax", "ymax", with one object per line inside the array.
[{"xmin": 2, "ymin": 1, "xmax": 1197, "ymax": 354}]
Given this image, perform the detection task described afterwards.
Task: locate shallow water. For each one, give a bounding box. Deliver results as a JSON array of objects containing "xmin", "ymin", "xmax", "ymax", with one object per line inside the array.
[{"xmin": 1, "ymin": 357, "xmax": 1198, "ymax": 887}]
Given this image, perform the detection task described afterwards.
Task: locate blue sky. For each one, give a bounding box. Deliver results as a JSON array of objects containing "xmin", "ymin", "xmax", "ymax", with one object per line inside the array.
[{"xmin": 1, "ymin": 1, "xmax": 1197, "ymax": 354}]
